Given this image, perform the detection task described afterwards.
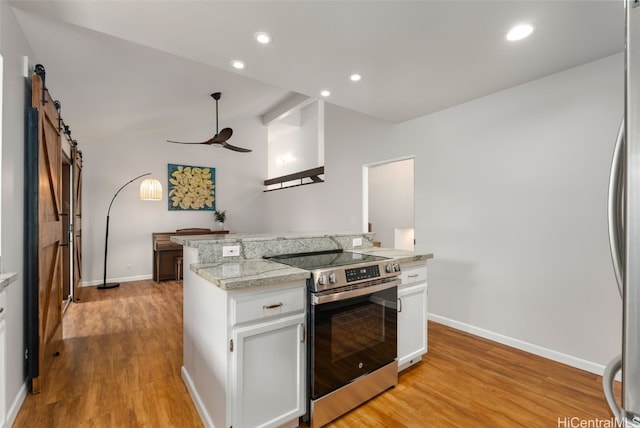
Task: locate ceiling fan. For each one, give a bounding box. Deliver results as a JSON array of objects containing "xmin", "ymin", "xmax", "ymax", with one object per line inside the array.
[{"xmin": 167, "ymin": 92, "xmax": 252, "ymax": 153}]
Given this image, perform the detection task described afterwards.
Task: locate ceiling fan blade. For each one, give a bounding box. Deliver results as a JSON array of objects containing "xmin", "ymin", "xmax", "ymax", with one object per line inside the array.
[
  {"xmin": 219, "ymin": 127, "xmax": 233, "ymax": 141},
  {"xmin": 167, "ymin": 139, "xmax": 212, "ymax": 145},
  {"xmin": 222, "ymin": 141, "xmax": 252, "ymax": 152},
  {"xmin": 211, "ymin": 127, "xmax": 233, "ymax": 143},
  {"xmin": 168, "ymin": 93, "xmax": 248, "ymax": 153}
]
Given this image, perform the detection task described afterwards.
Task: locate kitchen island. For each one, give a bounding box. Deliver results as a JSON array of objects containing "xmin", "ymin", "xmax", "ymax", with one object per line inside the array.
[{"xmin": 172, "ymin": 232, "xmax": 433, "ymax": 428}]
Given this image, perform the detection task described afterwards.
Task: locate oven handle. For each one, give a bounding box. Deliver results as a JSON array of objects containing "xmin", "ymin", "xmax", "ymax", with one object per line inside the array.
[{"xmin": 311, "ymin": 278, "xmax": 400, "ymax": 305}]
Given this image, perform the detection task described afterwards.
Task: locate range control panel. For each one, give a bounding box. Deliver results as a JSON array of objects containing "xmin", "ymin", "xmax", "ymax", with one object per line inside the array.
[
  {"xmin": 345, "ymin": 265, "xmax": 380, "ymax": 283},
  {"xmin": 311, "ymin": 261, "xmax": 401, "ymax": 292}
]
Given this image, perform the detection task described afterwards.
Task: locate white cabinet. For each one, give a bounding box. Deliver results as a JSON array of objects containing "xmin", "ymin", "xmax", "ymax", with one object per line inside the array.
[
  {"xmin": 232, "ymin": 313, "xmax": 306, "ymax": 428},
  {"xmin": 397, "ymin": 263, "xmax": 428, "ymax": 372},
  {"xmin": 181, "ymin": 253, "xmax": 306, "ymax": 428},
  {"xmin": 0, "ymin": 288, "xmax": 6, "ymax": 428}
]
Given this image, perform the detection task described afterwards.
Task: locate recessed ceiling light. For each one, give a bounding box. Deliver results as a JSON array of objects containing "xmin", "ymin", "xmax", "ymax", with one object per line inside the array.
[
  {"xmin": 254, "ymin": 32, "xmax": 272, "ymax": 44},
  {"xmin": 231, "ymin": 60, "xmax": 246, "ymax": 70},
  {"xmin": 320, "ymin": 90, "xmax": 331, "ymax": 97},
  {"xmin": 350, "ymin": 73, "xmax": 362, "ymax": 82},
  {"xmin": 506, "ymin": 24, "xmax": 534, "ymax": 41}
]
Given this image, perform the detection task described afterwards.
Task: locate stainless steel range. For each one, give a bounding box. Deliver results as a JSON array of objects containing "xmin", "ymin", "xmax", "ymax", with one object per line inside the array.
[{"xmin": 267, "ymin": 249, "xmax": 401, "ymax": 428}]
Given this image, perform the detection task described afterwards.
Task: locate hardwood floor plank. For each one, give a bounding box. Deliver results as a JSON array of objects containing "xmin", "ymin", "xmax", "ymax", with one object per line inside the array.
[
  {"xmin": 13, "ymin": 280, "xmax": 203, "ymax": 428},
  {"xmin": 13, "ymin": 280, "xmax": 620, "ymax": 427},
  {"xmin": 323, "ymin": 322, "xmax": 621, "ymax": 428}
]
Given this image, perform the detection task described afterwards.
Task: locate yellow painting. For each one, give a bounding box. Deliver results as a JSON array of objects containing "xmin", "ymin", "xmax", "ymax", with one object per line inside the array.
[{"xmin": 167, "ymin": 164, "xmax": 215, "ymax": 210}]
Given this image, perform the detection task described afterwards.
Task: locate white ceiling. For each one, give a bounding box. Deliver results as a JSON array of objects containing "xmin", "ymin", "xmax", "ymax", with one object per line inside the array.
[{"xmin": 9, "ymin": 0, "xmax": 624, "ymax": 146}]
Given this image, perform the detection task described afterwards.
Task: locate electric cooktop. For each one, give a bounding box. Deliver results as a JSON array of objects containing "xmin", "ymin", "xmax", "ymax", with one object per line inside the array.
[{"xmin": 266, "ymin": 249, "xmax": 388, "ymax": 271}]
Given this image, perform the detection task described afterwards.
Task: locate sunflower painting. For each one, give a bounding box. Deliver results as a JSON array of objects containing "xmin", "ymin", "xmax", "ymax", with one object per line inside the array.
[{"xmin": 167, "ymin": 164, "xmax": 216, "ymax": 211}]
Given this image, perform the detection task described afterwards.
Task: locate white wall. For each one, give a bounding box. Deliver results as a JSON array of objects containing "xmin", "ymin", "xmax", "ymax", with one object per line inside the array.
[
  {"xmin": 0, "ymin": 2, "xmax": 33, "ymax": 423},
  {"xmin": 368, "ymin": 159, "xmax": 414, "ymax": 248},
  {"xmin": 264, "ymin": 53, "xmax": 623, "ymax": 371},
  {"xmin": 82, "ymin": 114, "xmax": 268, "ymax": 285},
  {"xmin": 267, "ymin": 100, "xmax": 323, "ymax": 181},
  {"xmin": 409, "ymin": 53, "xmax": 622, "ymax": 369}
]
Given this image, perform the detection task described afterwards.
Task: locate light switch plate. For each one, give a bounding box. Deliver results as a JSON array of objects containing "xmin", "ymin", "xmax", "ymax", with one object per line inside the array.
[{"xmin": 223, "ymin": 245, "xmax": 240, "ymax": 257}]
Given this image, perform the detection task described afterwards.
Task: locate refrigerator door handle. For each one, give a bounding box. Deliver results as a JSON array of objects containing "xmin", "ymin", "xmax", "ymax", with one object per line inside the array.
[
  {"xmin": 603, "ymin": 354, "xmax": 623, "ymax": 423},
  {"xmin": 608, "ymin": 119, "xmax": 625, "ymax": 297}
]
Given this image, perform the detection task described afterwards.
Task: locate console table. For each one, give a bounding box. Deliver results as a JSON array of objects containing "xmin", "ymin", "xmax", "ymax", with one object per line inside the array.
[{"xmin": 152, "ymin": 228, "xmax": 229, "ymax": 281}]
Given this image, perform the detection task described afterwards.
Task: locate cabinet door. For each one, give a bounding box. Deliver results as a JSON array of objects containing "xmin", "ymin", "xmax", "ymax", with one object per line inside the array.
[
  {"xmin": 232, "ymin": 313, "xmax": 306, "ymax": 428},
  {"xmin": 0, "ymin": 318, "xmax": 5, "ymax": 428},
  {"xmin": 398, "ymin": 283, "xmax": 427, "ymax": 371}
]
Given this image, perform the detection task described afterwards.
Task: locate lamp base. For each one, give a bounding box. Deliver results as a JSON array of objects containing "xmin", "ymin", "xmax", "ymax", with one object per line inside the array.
[{"xmin": 97, "ymin": 282, "xmax": 120, "ymax": 290}]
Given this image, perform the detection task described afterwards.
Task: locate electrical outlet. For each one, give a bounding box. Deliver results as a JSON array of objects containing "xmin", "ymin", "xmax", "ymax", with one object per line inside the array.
[
  {"xmin": 352, "ymin": 238, "xmax": 363, "ymax": 247},
  {"xmin": 223, "ymin": 245, "xmax": 240, "ymax": 257}
]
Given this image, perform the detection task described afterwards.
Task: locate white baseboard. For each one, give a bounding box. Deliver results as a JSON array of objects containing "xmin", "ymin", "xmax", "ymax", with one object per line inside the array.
[
  {"xmin": 6, "ymin": 381, "xmax": 27, "ymax": 428},
  {"xmin": 181, "ymin": 366, "xmax": 211, "ymax": 428},
  {"xmin": 428, "ymin": 313, "xmax": 610, "ymax": 377},
  {"xmin": 82, "ymin": 274, "xmax": 153, "ymax": 287}
]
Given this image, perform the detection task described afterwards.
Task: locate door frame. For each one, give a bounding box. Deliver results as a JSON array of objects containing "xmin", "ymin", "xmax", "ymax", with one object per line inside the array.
[{"xmin": 362, "ymin": 155, "xmax": 416, "ymax": 246}]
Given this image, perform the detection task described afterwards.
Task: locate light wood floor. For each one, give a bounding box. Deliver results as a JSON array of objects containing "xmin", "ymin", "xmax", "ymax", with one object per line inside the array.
[{"xmin": 13, "ymin": 279, "xmax": 620, "ymax": 427}]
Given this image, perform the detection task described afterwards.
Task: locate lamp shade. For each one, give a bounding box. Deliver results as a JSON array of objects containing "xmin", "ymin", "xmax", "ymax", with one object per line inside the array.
[{"xmin": 139, "ymin": 177, "xmax": 163, "ymax": 201}]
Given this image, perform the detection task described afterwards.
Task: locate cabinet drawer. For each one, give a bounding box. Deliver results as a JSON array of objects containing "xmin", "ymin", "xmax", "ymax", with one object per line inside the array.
[
  {"xmin": 400, "ymin": 265, "xmax": 427, "ymax": 286},
  {"xmin": 230, "ymin": 285, "xmax": 305, "ymax": 326},
  {"xmin": 0, "ymin": 289, "xmax": 5, "ymax": 320}
]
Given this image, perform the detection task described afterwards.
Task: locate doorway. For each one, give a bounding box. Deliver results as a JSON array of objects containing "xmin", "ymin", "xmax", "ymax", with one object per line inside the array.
[{"xmin": 363, "ymin": 157, "xmax": 415, "ymax": 249}]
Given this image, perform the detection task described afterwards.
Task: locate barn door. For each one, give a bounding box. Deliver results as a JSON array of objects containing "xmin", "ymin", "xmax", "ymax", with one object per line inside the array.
[
  {"xmin": 26, "ymin": 68, "xmax": 64, "ymax": 393},
  {"xmin": 72, "ymin": 146, "xmax": 83, "ymax": 301}
]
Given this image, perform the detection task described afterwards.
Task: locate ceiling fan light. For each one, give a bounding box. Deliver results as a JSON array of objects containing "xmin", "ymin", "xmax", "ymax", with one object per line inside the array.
[{"xmin": 139, "ymin": 178, "xmax": 163, "ymax": 201}]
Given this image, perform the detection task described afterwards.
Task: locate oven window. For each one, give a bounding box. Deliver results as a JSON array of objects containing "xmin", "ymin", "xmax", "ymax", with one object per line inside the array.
[
  {"xmin": 310, "ymin": 286, "xmax": 397, "ymax": 399},
  {"xmin": 330, "ymin": 303, "xmax": 385, "ymax": 361}
]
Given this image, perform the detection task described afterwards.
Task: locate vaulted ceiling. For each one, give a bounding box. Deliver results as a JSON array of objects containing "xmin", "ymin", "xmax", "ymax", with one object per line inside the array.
[{"xmin": 9, "ymin": 0, "xmax": 624, "ymax": 145}]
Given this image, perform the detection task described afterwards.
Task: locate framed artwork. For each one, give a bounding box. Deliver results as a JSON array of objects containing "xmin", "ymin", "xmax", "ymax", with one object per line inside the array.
[{"xmin": 168, "ymin": 164, "xmax": 216, "ymax": 211}]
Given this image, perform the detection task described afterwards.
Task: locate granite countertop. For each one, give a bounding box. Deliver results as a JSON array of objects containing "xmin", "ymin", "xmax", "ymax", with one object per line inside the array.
[
  {"xmin": 0, "ymin": 272, "xmax": 18, "ymax": 291},
  {"xmin": 191, "ymin": 248, "xmax": 432, "ymax": 291},
  {"xmin": 191, "ymin": 259, "xmax": 310, "ymax": 290},
  {"xmin": 172, "ymin": 231, "xmax": 375, "ymax": 248},
  {"xmin": 352, "ymin": 248, "xmax": 434, "ymax": 265}
]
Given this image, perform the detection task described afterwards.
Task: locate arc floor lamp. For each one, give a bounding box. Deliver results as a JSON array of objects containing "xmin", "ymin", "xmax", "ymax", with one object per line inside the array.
[{"xmin": 100, "ymin": 172, "xmax": 163, "ymax": 289}]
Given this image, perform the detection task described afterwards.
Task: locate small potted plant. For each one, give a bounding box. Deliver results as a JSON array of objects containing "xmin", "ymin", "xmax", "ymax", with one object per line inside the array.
[{"xmin": 214, "ymin": 209, "xmax": 227, "ymax": 230}]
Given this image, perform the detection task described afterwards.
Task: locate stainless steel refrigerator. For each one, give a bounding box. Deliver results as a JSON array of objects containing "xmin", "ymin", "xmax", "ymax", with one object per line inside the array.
[{"xmin": 604, "ymin": 1, "xmax": 640, "ymax": 425}]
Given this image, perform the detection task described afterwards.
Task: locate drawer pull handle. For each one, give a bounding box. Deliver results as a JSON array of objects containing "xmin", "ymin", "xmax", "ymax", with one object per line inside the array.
[
  {"xmin": 408, "ymin": 274, "xmax": 419, "ymax": 278},
  {"xmin": 263, "ymin": 302, "xmax": 283, "ymax": 310},
  {"xmin": 300, "ymin": 323, "xmax": 306, "ymax": 343},
  {"xmin": 397, "ymin": 298, "xmax": 403, "ymax": 313}
]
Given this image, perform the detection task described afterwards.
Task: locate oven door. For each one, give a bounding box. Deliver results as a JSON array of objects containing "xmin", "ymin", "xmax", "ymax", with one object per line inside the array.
[{"xmin": 309, "ymin": 279, "xmax": 398, "ymax": 400}]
